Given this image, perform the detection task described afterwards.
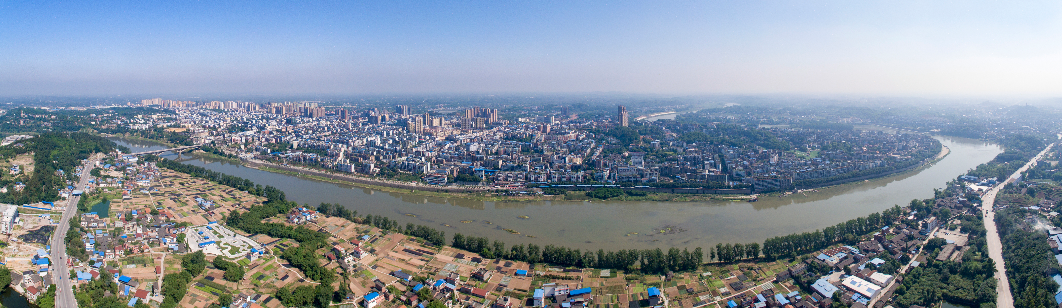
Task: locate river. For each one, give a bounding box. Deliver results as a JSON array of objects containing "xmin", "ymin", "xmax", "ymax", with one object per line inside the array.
[
  {"xmin": 0, "ymin": 286, "xmax": 33, "ymax": 308},
  {"xmin": 114, "ymin": 136, "xmax": 1000, "ymax": 251}
]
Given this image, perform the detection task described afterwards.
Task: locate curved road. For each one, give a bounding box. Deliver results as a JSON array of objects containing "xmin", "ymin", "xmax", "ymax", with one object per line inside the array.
[
  {"xmin": 982, "ymin": 142, "xmax": 1054, "ymax": 308},
  {"xmin": 49, "ymin": 155, "xmax": 99, "ymax": 308}
]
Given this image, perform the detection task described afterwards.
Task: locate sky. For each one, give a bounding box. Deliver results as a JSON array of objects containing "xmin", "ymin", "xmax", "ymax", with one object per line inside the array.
[{"xmin": 1, "ymin": 1, "xmax": 1061, "ymax": 97}]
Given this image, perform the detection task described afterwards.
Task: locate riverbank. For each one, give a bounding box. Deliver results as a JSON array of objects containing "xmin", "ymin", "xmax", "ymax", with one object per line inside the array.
[
  {"xmin": 121, "ymin": 134, "xmax": 952, "ymax": 203},
  {"xmin": 246, "ymin": 159, "xmax": 766, "ymax": 202},
  {"xmin": 765, "ymin": 144, "xmax": 951, "ymax": 197},
  {"xmin": 249, "ymin": 163, "xmax": 549, "ymax": 202},
  {"xmin": 224, "ymin": 142, "xmax": 950, "ymax": 202}
]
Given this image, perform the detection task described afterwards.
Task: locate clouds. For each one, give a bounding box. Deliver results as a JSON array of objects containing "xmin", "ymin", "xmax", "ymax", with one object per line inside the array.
[{"xmin": 1, "ymin": 1, "xmax": 1060, "ymax": 96}]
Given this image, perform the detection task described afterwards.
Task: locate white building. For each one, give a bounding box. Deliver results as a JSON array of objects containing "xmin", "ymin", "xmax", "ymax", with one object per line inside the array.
[
  {"xmin": 841, "ymin": 276, "xmax": 881, "ymax": 299},
  {"xmin": 0, "ymin": 205, "xmax": 18, "ymax": 234},
  {"xmin": 868, "ymin": 272, "xmax": 894, "ymax": 287}
]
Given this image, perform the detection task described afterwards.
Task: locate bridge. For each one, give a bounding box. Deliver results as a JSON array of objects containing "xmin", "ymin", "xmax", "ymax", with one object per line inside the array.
[{"xmin": 131, "ymin": 144, "xmax": 202, "ymax": 155}]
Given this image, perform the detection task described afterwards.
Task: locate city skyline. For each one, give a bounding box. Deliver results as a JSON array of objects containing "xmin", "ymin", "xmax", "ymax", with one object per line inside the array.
[{"xmin": 2, "ymin": 1, "xmax": 1061, "ymax": 97}]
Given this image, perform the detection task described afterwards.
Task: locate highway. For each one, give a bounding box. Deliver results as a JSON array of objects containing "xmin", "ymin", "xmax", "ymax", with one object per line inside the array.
[
  {"xmin": 49, "ymin": 154, "xmax": 98, "ymax": 308},
  {"xmin": 981, "ymin": 142, "xmax": 1054, "ymax": 308}
]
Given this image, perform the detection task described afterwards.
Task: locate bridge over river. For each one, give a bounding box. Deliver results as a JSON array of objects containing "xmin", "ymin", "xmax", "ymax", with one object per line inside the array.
[{"xmin": 130, "ymin": 144, "xmax": 201, "ymax": 155}]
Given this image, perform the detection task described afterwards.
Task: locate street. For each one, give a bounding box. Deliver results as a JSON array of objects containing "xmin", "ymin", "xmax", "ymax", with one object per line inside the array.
[
  {"xmin": 48, "ymin": 154, "xmax": 98, "ymax": 308},
  {"xmin": 980, "ymin": 143, "xmax": 1053, "ymax": 308}
]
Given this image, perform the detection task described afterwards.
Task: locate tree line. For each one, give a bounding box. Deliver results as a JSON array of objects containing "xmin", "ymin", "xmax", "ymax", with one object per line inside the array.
[
  {"xmin": 451, "ymin": 232, "xmax": 702, "ymax": 274},
  {"xmin": 149, "ymin": 155, "xmax": 286, "ymax": 201},
  {"xmin": 160, "ymin": 251, "xmax": 206, "ymax": 308},
  {"xmin": 156, "ymin": 158, "xmax": 923, "ymax": 280},
  {"xmin": 212, "ymin": 257, "xmax": 246, "ymax": 282},
  {"xmin": 996, "ymin": 207, "xmax": 1059, "ymax": 308},
  {"xmin": 762, "ymin": 204, "xmax": 904, "ymax": 260},
  {"xmin": 318, "ymin": 203, "xmax": 446, "ymax": 247},
  {"xmin": 0, "ymin": 132, "xmax": 122, "ymax": 205}
]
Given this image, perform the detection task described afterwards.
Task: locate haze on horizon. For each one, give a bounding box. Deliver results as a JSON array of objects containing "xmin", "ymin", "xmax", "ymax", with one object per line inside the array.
[{"xmin": 1, "ymin": 1, "xmax": 1061, "ymax": 98}]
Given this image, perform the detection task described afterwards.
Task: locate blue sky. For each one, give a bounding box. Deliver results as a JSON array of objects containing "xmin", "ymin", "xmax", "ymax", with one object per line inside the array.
[{"xmin": 1, "ymin": 1, "xmax": 1060, "ymax": 96}]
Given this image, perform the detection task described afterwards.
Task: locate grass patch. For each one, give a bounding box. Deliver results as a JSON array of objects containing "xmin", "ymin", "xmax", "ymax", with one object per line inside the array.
[{"xmin": 18, "ymin": 208, "xmax": 57, "ymax": 214}]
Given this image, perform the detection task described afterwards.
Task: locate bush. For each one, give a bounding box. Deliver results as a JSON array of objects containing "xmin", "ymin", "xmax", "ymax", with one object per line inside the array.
[
  {"xmin": 586, "ymin": 187, "xmax": 624, "ymax": 199},
  {"xmin": 541, "ymin": 187, "xmax": 566, "ymax": 195}
]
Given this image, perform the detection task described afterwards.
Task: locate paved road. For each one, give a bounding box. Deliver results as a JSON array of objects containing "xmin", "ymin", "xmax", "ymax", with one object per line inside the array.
[
  {"xmin": 982, "ymin": 143, "xmax": 1054, "ymax": 308},
  {"xmin": 49, "ymin": 155, "xmax": 98, "ymax": 308}
]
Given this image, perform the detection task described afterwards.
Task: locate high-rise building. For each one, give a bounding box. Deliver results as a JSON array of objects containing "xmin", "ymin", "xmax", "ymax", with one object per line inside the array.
[
  {"xmin": 405, "ymin": 116, "xmax": 427, "ymax": 134},
  {"xmin": 618, "ymin": 105, "xmax": 629, "ymax": 127},
  {"xmin": 396, "ymin": 105, "xmax": 410, "ymax": 116}
]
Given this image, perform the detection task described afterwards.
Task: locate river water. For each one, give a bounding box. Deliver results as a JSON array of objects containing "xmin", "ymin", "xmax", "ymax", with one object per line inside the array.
[{"xmin": 115, "ymin": 136, "xmax": 1000, "ymax": 251}]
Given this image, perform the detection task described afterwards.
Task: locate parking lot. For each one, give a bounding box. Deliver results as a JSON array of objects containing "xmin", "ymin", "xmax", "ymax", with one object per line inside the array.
[{"xmin": 185, "ymin": 223, "xmax": 264, "ymax": 259}]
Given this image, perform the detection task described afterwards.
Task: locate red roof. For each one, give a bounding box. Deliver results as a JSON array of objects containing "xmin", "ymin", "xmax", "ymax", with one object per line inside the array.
[
  {"xmin": 26, "ymin": 286, "xmax": 39, "ymax": 295},
  {"xmin": 134, "ymin": 289, "xmax": 148, "ymax": 299}
]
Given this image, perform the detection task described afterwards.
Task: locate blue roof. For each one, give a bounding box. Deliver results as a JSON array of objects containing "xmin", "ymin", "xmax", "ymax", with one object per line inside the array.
[
  {"xmin": 812, "ymin": 278, "xmax": 839, "ymax": 299},
  {"xmin": 570, "ymin": 288, "xmax": 591, "ymax": 296},
  {"xmin": 534, "ymin": 289, "xmax": 544, "ymax": 298},
  {"xmin": 413, "ymin": 284, "xmax": 424, "ymax": 291},
  {"xmin": 128, "ymin": 297, "xmax": 138, "ymax": 307},
  {"xmin": 774, "ymin": 294, "xmax": 790, "ymax": 305},
  {"xmin": 118, "ymin": 275, "xmax": 132, "ymax": 283},
  {"xmin": 76, "ymin": 271, "xmax": 93, "ymax": 280},
  {"xmin": 34, "ymin": 258, "xmax": 49, "ymax": 265},
  {"xmin": 434, "ymin": 280, "xmax": 445, "ymax": 288},
  {"xmin": 647, "ymin": 287, "xmax": 660, "ymax": 297},
  {"xmin": 728, "ymin": 300, "xmax": 737, "ymax": 308},
  {"xmin": 516, "ymin": 269, "xmax": 528, "ymax": 275},
  {"xmin": 756, "ymin": 294, "xmax": 766, "ymax": 303},
  {"xmin": 365, "ymin": 292, "xmax": 380, "ymax": 301}
]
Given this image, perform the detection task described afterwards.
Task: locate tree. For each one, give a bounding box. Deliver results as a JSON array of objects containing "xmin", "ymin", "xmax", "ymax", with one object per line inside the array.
[
  {"xmin": 0, "ymin": 266, "xmax": 11, "ymax": 287},
  {"xmin": 217, "ymin": 294, "xmax": 233, "ymax": 307},
  {"xmin": 182, "ymin": 251, "xmax": 206, "ymax": 277},
  {"xmin": 36, "ymin": 285, "xmax": 57, "ymax": 308}
]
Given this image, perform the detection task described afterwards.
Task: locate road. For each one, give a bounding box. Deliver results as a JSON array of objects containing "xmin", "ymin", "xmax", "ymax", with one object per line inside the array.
[
  {"xmin": 49, "ymin": 155, "xmax": 98, "ymax": 308},
  {"xmin": 981, "ymin": 142, "xmax": 1054, "ymax": 308}
]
